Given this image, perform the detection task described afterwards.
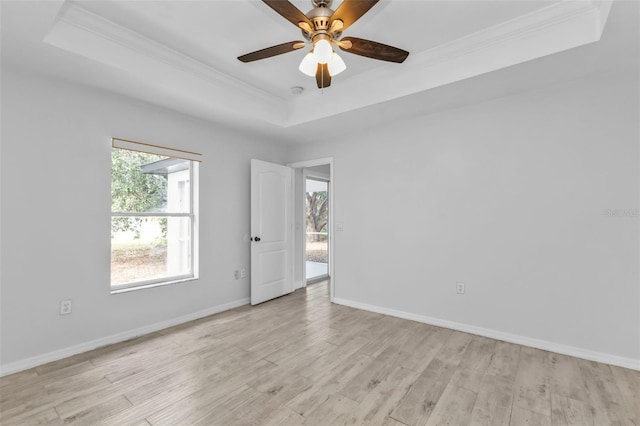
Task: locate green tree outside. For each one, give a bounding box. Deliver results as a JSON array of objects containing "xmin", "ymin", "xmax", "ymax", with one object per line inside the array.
[
  {"xmin": 111, "ymin": 149, "xmax": 167, "ymax": 237},
  {"xmin": 306, "ymin": 190, "xmax": 328, "ymax": 240}
]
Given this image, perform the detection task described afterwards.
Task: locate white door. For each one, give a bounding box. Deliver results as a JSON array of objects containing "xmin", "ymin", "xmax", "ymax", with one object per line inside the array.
[{"xmin": 251, "ymin": 159, "xmax": 293, "ymax": 305}]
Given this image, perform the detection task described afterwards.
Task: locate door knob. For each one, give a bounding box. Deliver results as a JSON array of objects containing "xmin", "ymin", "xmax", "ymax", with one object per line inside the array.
[{"xmin": 253, "ymin": 236, "xmax": 261, "ymax": 242}]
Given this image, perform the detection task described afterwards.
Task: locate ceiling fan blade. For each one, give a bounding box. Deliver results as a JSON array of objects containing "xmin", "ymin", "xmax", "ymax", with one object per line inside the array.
[
  {"xmin": 330, "ymin": 0, "xmax": 379, "ymax": 32},
  {"xmin": 238, "ymin": 41, "xmax": 306, "ymax": 63},
  {"xmin": 315, "ymin": 63, "xmax": 331, "ymax": 89},
  {"xmin": 263, "ymin": 0, "xmax": 313, "ymax": 29},
  {"xmin": 339, "ymin": 37, "xmax": 409, "ymax": 63}
]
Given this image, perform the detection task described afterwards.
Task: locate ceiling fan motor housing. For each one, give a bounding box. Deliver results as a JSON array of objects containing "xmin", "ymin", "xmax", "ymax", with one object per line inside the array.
[
  {"xmin": 303, "ymin": 4, "xmax": 339, "ymax": 41},
  {"xmin": 307, "ymin": 7, "xmax": 333, "ymax": 29}
]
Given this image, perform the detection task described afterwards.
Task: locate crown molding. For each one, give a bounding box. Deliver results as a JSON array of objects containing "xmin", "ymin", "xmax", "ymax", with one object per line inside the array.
[
  {"xmin": 286, "ymin": 0, "xmax": 613, "ymax": 126},
  {"xmin": 414, "ymin": 0, "xmax": 609, "ymax": 68},
  {"xmin": 42, "ymin": 0, "xmax": 614, "ymax": 128},
  {"xmin": 44, "ymin": 1, "xmax": 287, "ymax": 125}
]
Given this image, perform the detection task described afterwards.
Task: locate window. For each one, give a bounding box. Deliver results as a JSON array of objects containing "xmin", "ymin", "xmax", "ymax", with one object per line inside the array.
[{"xmin": 110, "ymin": 138, "xmax": 200, "ymax": 292}]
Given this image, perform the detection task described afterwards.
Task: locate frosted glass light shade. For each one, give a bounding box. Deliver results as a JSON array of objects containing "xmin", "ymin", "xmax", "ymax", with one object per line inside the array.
[
  {"xmin": 299, "ymin": 52, "xmax": 316, "ymax": 77},
  {"xmin": 328, "ymin": 52, "xmax": 346, "ymax": 76},
  {"xmin": 313, "ymin": 39, "xmax": 333, "ymax": 64}
]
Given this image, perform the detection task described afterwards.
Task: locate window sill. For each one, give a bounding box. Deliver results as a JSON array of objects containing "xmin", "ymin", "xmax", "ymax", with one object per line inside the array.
[{"xmin": 110, "ymin": 276, "xmax": 197, "ymax": 295}]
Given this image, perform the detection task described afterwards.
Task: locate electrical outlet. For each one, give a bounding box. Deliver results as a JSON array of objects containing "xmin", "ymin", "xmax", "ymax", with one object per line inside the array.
[
  {"xmin": 234, "ymin": 268, "xmax": 246, "ymax": 280},
  {"xmin": 60, "ymin": 299, "xmax": 72, "ymax": 315},
  {"xmin": 456, "ymin": 282, "xmax": 465, "ymax": 294}
]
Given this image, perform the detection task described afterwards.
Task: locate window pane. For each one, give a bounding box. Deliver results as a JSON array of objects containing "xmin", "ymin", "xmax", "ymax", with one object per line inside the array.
[
  {"xmin": 111, "ymin": 216, "xmax": 191, "ymax": 286},
  {"xmin": 111, "ymin": 148, "xmax": 191, "ymax": 213}
]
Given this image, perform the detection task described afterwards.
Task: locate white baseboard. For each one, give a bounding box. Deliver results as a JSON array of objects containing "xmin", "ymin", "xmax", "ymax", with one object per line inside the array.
[
  {"xmin": 333, "ymin": 297, "xmax": 640, "ymax": 371},
  {"xmin": 0, "ymin": 297, "xmax": 250, "ymax": 377}
]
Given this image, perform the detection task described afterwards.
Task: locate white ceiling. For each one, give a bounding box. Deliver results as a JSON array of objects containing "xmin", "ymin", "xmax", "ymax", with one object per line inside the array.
[{"xmin": 1, "ymin": 0, "xmax": 637, "ymax": 143}]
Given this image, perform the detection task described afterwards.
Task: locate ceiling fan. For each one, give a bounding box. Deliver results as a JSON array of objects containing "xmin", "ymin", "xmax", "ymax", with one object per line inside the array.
[{"xmin": 238, "ymin": 0, "xmax": 409, "ymax": 89}]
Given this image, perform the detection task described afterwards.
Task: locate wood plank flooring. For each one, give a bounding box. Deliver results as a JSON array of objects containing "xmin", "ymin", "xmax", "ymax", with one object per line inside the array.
[{"xmin": 1, "ymin": 281, "xmax": 638, "ymax": 425}]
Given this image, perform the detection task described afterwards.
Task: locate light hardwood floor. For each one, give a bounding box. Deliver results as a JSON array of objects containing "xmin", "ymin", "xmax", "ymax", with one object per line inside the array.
[{"xmin": 1, "ymin": 281, "xmax": 638, "ymax": 425}]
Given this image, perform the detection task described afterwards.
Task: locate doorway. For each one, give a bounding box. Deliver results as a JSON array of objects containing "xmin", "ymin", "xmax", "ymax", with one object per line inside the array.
[
  {"xmin": 288, "ymin": 158, "xmax": 334, "ymax": 301},
  {"xmin": 305, "ymin": 176, "xmax": 329, "ymax": 282}
]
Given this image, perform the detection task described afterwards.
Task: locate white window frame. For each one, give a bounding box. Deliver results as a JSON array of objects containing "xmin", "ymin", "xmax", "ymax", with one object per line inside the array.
[{"xmin": 110, "ymin": 138, "xmax": 201, "ymax": 294}]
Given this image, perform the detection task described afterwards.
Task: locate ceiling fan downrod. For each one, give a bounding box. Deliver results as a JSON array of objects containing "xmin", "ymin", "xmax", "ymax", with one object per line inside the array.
[{"xmin": 312, "ymin": 0, "xmax": 333, "ymax": 8}]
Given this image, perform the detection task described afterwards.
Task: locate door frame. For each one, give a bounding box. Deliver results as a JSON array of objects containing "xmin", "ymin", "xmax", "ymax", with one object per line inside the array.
[{"xmin": 287, "ymin": 157, "xmax": 334, "ymax": 302}]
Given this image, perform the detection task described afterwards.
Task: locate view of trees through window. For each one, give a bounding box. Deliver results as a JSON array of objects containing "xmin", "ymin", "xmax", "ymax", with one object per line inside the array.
[
  {"xmin": 306, "ymin": 180, "xmax": 328, "ymax": 267},
  {"xmin": 111, "ymin": 148, "xmax": 193, "ymax": 287}
]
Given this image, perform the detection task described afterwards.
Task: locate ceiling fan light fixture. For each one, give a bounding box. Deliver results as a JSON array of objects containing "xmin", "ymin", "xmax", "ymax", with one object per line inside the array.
[
  {"xmin": 313, "ymin": 38, "xmax": 333, "ymax": 64},
  {"xmin": 327, "ymin": 52, "xmax": 346, "ymax": 76},
  {"xmin": 299, "ymin": 52, "xmax": 317, "ymax": 76}
]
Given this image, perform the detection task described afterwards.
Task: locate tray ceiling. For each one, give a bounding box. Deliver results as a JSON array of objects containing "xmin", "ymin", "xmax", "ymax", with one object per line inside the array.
[{"xmin": 2, "ymin": 0, "xmax": 625, "ymax": 141}]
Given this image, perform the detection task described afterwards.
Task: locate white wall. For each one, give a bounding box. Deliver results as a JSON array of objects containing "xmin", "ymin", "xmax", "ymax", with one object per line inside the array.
[
  {"xmin": 289, "ymin": 71, "xmax": 640, "ymax": 367},
  {"xmin": 0, "ymin": 69, "xmax": 288, "ymax": 372},
  {"xmin": 1, "ymin": 59, "xmax": 638, "ymax": 374}
]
